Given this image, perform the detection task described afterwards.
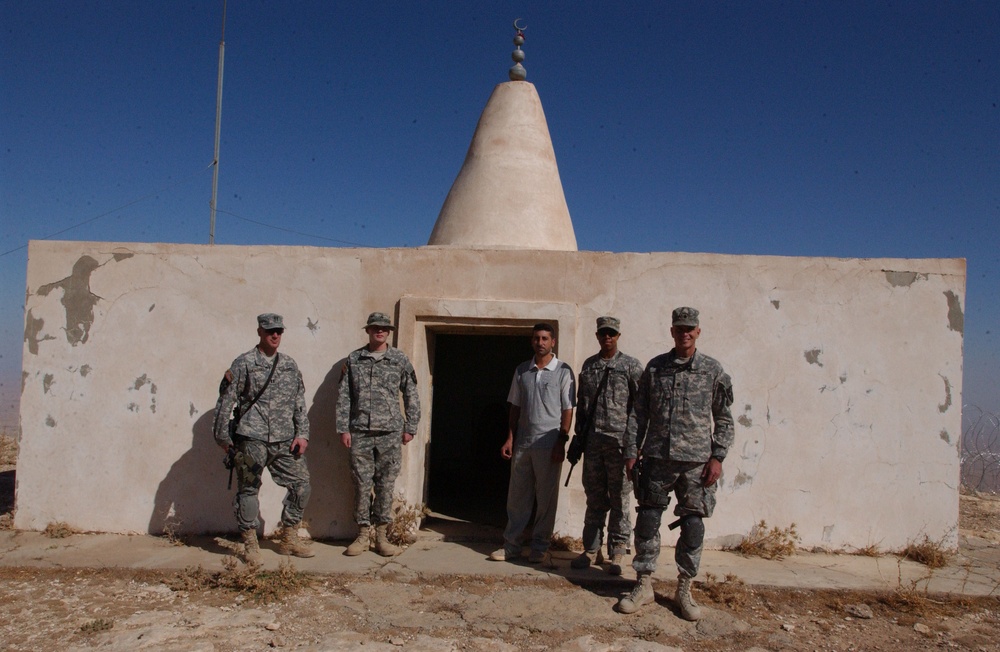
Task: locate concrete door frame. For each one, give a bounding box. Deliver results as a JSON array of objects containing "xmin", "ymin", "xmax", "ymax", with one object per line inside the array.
[{"xmin": 394, "ymin": 296, "xmax": 580, "ymax": 508}]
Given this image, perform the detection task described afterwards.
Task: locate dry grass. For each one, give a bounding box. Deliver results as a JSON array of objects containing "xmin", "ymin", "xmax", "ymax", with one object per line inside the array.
[
  {"xmin": 900, "ymin": 535, "xmax": 950, "ymax": 569},
  {"xmin": 702, "ymin": 572, "xmax": 754, "ymax": 608},
  {"xmin": 852, "ymin": 542, "xmax": 883, "ymax": 557},
  {"xmin": 387, "ymin": 494, "xmax": 430, "ymax": 546},
  {"xmin": 43, "ymin": 521, "xmax": 79, "ymax": 538},
  {"xmin": 727, "ymin": 520, "xmax": 800, "ymax": 560},
  {"xmin": 79, "ymin": 618, "xmax": 114, "ymax": 633},
  {"xmin": 0, "ymin": 432, "xmax": 17, "ymax": 467},
  {"xmin": 169, "ymin": 556, "xmax": 312, "ymax": 603}
]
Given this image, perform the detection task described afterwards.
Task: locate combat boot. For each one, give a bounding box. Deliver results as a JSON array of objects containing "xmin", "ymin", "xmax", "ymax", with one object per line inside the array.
[
  {"xmin": 607, "ymin": 551, "xmax": 625, "ymax": 576},
  {"xmin": 570, "ymin": 549, "xmax": 604, "ymax": 569},
  {"xmin": 240, "ymin": 529, "xmax": 263, "ymax": 566},
  {"xmin": 674, "ymin": 574, "xmax": 703, "ymax": 621},
  {"xmin": 374, "ymin": 523, "xmax": 401, "ymax": 557},
  {"xmin": 345, "ymin": 526, "xmax": 371, "ymax": 556},
  {"xmin": 279, "ymin": 524, "xmax": 315, "ymax": 558},
  {"xmin": 616, "ymin": 571, "xmax": 654, "ymax": 614}
]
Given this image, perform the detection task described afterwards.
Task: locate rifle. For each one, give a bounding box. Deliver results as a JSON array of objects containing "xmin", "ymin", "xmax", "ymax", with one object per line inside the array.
[
  {"xmin": 564, "ymin": 366, "xmax": 612, "ymax": 487},
  {"xmin": 224, "ymin": 447, "xmax": 238, "ymax": 490}
]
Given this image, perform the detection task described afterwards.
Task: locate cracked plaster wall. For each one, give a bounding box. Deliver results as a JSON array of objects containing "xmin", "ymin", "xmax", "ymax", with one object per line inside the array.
[{"xmin": 17, "ymin": 241, "xmax": 966, "ymax": 550}]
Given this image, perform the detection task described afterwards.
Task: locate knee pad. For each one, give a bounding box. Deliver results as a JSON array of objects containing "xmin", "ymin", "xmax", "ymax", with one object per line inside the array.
[
  {"xmin": 634, "ymin": 507, "xmax": 662, "ymax": 540},
  {"xmin": 678, "ymin": 515, "xmax": 704, "ymax": 547}
]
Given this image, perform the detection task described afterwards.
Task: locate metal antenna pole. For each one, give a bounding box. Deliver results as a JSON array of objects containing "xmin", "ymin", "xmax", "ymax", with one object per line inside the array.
[{"xmin": 209, "ymin": 0, "xmax": 227, "ymax": 244}]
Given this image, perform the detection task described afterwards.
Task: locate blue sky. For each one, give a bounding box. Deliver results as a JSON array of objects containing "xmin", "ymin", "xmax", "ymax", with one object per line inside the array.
[{"xmin": 2, "ymin": 1, "xmax": 997, "ymax": 428}]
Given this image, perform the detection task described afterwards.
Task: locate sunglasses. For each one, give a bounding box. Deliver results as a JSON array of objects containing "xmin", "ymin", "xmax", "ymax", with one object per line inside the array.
[
  {"xmin": 597, "ymin": 329, "xmax": 619, "ymax": 337},
  {"xmin": 265, "ymin": 328, "xmax": 284, "ymax": 335}
]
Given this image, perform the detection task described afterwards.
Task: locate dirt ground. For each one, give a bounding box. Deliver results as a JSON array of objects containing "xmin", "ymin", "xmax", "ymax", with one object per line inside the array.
[{"xmin": 1, "ymin": 435, "xmax": 999, "ymax": 651}]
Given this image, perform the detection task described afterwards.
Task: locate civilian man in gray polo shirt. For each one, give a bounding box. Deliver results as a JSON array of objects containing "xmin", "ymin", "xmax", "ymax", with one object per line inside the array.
[{"xmin": 490, "ymin": 323, "xmax": 576, "ymax": 564}]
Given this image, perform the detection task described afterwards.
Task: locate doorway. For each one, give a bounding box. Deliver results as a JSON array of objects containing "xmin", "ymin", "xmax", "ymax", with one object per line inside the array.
[{"xmin": 427, "ymin": 333, "xmax": 531, "ymax": 527}]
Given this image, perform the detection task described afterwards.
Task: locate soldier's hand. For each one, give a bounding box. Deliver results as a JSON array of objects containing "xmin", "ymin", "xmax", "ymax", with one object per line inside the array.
[
  {"xmin": 550, "ymin": 445, "xmax": 565, "ymax": 464},
  {"xmin": 219, "ymin": 442, "xmax": 233, "ymax": 453},
  {"xmin": 340, "ymin": 432, "xmax": 352, "ymax": 448},
  {"xmin": 290, "ymin": 438, "xmax": 308, "ymax": 456},
  {"xmin": 402, "ymin": 432, "xmax": 414, "ymax": 445},
  {"xmin": 702, "ymin": 458, "xmax": 722, "ymax": 487},
  {"xmin": 501, "ymin": 440, "xmax": 513, "ymax": 460}
]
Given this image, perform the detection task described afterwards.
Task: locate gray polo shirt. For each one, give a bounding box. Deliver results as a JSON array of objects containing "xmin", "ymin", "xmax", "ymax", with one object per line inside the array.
[{"xmin": 507, "ymin": 355, "xmax": 576, "ymax": 450}]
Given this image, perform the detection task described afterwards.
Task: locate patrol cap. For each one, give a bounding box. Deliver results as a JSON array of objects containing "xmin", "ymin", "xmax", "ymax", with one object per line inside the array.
[
  {"xmin": 671, "ymin": 307, "xmax": 700, "ymax": 327},
  {"xmin": 257, "ymin": 313, "xmax": 285, "ymax": 330},
  {"xmin": 364, "ymin": 312, "xmax": 396, "ymax": 331},
  {"xmin": 596, "ymin": 316, "xmax": 621, "ymax": 334}
]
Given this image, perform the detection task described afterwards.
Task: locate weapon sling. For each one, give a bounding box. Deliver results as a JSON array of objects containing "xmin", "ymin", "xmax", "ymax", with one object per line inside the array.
[
  {"xmin": 564, "ymin": 365, "xmax": 612, "ymax": 487},
  {"xmin": 225, "ymin": 352, "xmax": 279, "ymax": 489}
]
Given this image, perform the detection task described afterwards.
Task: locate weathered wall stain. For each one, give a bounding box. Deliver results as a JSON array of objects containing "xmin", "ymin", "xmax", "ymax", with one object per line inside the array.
[
  {"xmin": 189, "ymin": 403, "xmax": 198, "ymax": 417},
  {"xmin": 112, "ymin": 252, "xmax": 134, "ymax": 263},
  {"xmin": 944, "ymin": 290, "xmax": 964, "ymax": 333},
  {"xmin": 80, "ymin": 365, "xmax": 92, "ymax": 377},
  {"xmin": 36, "ymin": 255, "xmax": 102, "ymax": 346},
  {"xmin": 307, "ymin": 317, "xmax": 319, "ymax": 332},
  {"xmin": 24, "ymin": 309, "xmax": 56, "ymax": 355},
  {"xmin": 45, "ymin": 415, "xmax": 56, "ymax": 427},
  {"xmin": 822, "ymin": 525, "xmax": 834, "ymax": 543},
  {"xmin": 738, "ymin": 415, "xmax": 752, "ymax": 427},
  {"xmin": 940, "ymin": 429, "xmax": 950, "ymax": 444},
  {"xmin": 42, "ymin": 374, "xmax": 54, "ymax": 394},
  {"xmin": 771, "ymin": 300, "xmax": 780, "ymax": 309},
  {"xmin": 939, "ymin": 375, "xmax": 952, "ymax": 413},
  {"xmin": 130, "ymin": 374, "xmax": 158, "ymax": 413},
  {"xmin": 804, "ymin": 349, "xmax": 823, "ymax": 367},
  {"xmin": 884, "ymin": 270, "xmax": 928, "ymax": 287},
  {"xmin": 732, "ymin": 470, "xmax": 753, "ymax": 489}
]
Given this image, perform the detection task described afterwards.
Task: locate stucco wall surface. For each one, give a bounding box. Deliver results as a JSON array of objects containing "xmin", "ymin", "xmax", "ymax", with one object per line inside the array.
[{"xmin": 18, "ymin": 240, "xmax": 965, "ymax": 551}]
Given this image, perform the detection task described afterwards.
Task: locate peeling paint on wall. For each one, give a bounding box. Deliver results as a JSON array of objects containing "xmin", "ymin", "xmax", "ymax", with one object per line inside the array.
[
  {"xmin": 944, "ymin": 290, "xmax": 964, "ymax": 333},
  {"xmin": 938, "ymin": 375, "xmax": 952, "ymax": 413},
  {"xmin": 148, "ymin": 304, "xmax": 155, "ymax": 312},
  {"xmin": 822, "ymin": 525, "xmax": 834, "ymax": 542},
  {"xmin": 804, "ymin": 349, "xmax": 823, "ymax": 367},
  {"xmin": 45, "ymin": 415, "xmax": 56, "ymax": 427},
  {"xmin": 80, "ymin": 365, "xmax": 92, "ymax": 377},
  {"xmin": 111, "ymin": 251, "xmax": 134, "ymax": 263},
  {"xmin": 884, "ymin": 270, "xmax": 928, "ymax": 287},
  {"xmin": 307, "ymin": 317, "xmax": 319, "ymax": 332},
  {"xmin": 940, "ymin": 429, "xmax": 950, "ymax": 444},
  {"xmin": 738, "ymin": 415, "xmax": 752, "ymax": 427},
  {"xmin": 42, "ymin": 374, "xmax": 54, "ymax": 394},
  {"xmin": 36, "ymin": 255, "xmax": 102, "ymax": 346},
  {"xmin": 733, "ymin": 471, "xmax": 752, "ymax": 489},
  {"xmin": 771, "ymin": 300, "xmax": 780, "ymax": 309},
  {"xmin": 190, "ymin": 403, "xmax": 198, "ymax": 417},
  {"xmin": 24, "ymin": 309, "xmax": 56, "ymax": 354}
]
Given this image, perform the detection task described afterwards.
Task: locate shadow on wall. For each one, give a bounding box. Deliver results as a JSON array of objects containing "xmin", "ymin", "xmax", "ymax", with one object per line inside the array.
[
  {"xmin": 149, "ymin": 411, "xmax": 237, "ymax": 536},
  {"xmin": 304, "ymin": 358, "xmax": 353, "ymax": 540},
  {"xmin": 148, "ymin": 359, "xmax": 353, "ymax": 540}
]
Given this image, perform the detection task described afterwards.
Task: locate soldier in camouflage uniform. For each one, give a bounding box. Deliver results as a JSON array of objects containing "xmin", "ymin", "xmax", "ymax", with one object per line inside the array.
[
  {"xmin": 337, "ymin": 312, "xmax": 420, "ymax": 557},
  {"xmin": 617, "ymin": 307, "xmax": 734, "ymax": 621},
  {"xmin": 214, "ymin": 313, "xmax": 314, "ymax": 565},
  {"xmin": 569, "ymin": 316, "xmax": 644, "ymax": 575}
]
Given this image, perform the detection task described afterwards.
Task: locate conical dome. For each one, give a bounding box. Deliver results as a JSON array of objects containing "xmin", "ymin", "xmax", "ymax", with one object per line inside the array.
[{"xmin": 427, "ymin": 81, "xmax": 578, "ymax": 251}]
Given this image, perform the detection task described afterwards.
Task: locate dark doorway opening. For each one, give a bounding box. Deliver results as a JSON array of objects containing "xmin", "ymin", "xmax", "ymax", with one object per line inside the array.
[{"xmin": 427, "ymin": 333, "xmax": 531, "ymax": 527}]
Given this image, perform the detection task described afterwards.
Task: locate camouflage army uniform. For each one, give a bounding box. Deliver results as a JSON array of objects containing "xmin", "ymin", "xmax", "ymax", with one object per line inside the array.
[
  {"xmin": 576, "ymin": 350, "xmax": 644, "ymax": 557},
  {"xmin": 629, "ymin": 350, "xmax": 734, "ymax": 579},
  {"xmin": 214, "ymin": 347, "xmax": 311, "ymax": 531},
  {"xmin": 336, "ymin": 346, "xmax": 420, "ymax": 526}
]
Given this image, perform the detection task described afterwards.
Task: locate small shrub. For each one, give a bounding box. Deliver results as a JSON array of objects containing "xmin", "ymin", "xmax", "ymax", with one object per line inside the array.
[
  {"xmin": 43, "ymin": 521, "xmax": 78, "ymax": 538},
  {"xmin": 549, "ymin": 534, "xmax": 580, "ymax": 552},
  {"xmin": 80, "ymin": 618, "xmax": 113, "ymax": 633},
  {"xmin": 728, "ymin": 520, "xmax": 800, "ymax": 560},
  {"xmin": 901, "ymin": 535, "xmax": 950, "ymax": 569},
  {"xmin": 387, "ymin": 494, "xmax": 430, "ymax": 546},
  {"xmin": 161, "ymin": 520, "xmax": 187, "ymax": 546}
]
